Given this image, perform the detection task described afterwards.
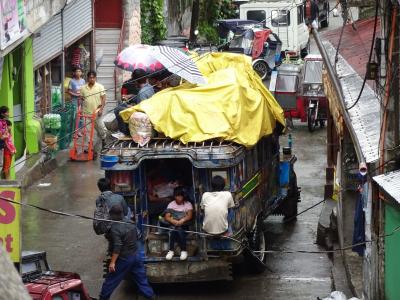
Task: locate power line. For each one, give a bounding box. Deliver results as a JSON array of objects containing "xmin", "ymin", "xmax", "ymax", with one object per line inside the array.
[
  {"xmin": 8, "ymin": 0, "xmax": 306, "ymax": 121},
  {"xmin": 11, "ymin": 51, "xmax": 214, "ymax": 169},
  {"xmin": 345, "ymin": 0, "xmax": 379, "ymax": 111},
  {"xmin": 1, "ymin": 192, "xmax": 398, "ymax": 256}
]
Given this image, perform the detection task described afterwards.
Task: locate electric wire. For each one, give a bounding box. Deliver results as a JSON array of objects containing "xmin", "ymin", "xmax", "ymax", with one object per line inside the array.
[
  {"xmin": 10, "ymin": 50, "xmax": 215, "ymax": 169},
  {"xmin": 7, "ymin": 0, "xmax": 309, "ymax": 122},
  {"xmin": 0, "ymin": 193, "xmax": 396, "ymax": 256},
  {"xmin": 345, "ymin": 0, "xmax": 379, "ymax": 111},
  {"xmin": 8, "ymin": 1, "xmax": 309, "ymax": 169}
]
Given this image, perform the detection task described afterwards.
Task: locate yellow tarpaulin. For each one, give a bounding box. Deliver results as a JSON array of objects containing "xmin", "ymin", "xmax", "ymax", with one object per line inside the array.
[{"xmin": 120, "ymin": 52, "xmax": 285, "ymax": 147}]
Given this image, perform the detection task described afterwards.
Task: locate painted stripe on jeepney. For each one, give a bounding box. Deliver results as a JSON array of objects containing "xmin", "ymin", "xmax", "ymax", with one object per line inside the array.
[{"xmin": 238, "ymin": 172, "xmax": 261, "ymax": 200}]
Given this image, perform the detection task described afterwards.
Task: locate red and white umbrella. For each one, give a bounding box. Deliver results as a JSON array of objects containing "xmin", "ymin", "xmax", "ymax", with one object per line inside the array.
[
  {"xmin": 114, "ymin": 44, "xmax": 206, "ymax": 85},
  {"xmin": 114, "ymin": 44, "xmax": 163, "ymax": 73}
]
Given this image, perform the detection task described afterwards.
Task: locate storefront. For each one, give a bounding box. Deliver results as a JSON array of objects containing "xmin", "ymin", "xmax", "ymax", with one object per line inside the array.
[
  {"xmin": 34, "ymin": 34, "xmax": 92, "ymax": 116},
  {"xmin": 32, "ymin": 0, "xmax": 93, "ymax": 117},
  {"xmin": 0, "ymin": 0, "xmax": 40, "ymax": 179}
]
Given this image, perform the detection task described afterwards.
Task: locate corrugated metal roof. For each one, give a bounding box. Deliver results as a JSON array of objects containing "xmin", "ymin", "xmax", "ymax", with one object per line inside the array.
[
  {"xmin": 373, "ymin": 170, "xmax": 400, "ymax": 203},
  {"xmin": 322, "ymin": 18, "xmax": 381, "ymax": 80},
  {"xmin": 320, "ymin": 19, "xmax": 381, "ymax": 163}
]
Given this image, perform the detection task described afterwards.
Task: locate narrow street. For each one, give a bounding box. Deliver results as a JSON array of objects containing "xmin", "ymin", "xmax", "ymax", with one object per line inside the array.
[
  {"xmin": 21, "ymin": 3, "xmax": 343, "ymax": 299},
  {"xmin": 22, "ymin": 121, "xmax": 331, "ymax": 299}
]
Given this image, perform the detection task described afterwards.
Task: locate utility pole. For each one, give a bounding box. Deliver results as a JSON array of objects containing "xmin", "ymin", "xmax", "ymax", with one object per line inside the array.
[{"xmin": 394, "ymin": 9, "xmax": 399, "ymax": 147}]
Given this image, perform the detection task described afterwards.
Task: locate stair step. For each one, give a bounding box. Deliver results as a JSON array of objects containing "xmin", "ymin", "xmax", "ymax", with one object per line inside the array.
[
  {"xmin": 95, "ymin": 29, "xmax": 121, "ymax": 44},
  {"xmin": 96, "ymin": 45, "xmax": 119, "ymax": 56}
]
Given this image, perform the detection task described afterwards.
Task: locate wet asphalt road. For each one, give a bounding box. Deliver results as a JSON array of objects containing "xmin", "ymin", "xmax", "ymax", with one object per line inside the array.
[
  {"xmin": 22, "ymin": 121, "xmax": 330, "ymax": 300},
  {"xmin": 22, "ymin": 5, "xmax": 343, "ymax": 298}
]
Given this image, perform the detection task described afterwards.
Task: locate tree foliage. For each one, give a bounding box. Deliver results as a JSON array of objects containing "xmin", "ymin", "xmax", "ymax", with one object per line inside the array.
[
  {"xmin": 198, "ymin": 0, "xmax": 236, "ymax": 44},
  {"xmin": 141, "ymin": 0, "xmax": 167, "ymax": 44}
]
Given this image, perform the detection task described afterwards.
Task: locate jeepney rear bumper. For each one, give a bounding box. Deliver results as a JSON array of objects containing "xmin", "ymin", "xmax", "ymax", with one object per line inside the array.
[{"xmin": 146, "ymin": 259, "xmax": 233, "ymax": 283}]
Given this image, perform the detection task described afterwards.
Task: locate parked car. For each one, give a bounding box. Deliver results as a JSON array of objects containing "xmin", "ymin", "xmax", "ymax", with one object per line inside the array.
[{"xmin": 21, "ymin": 251, "xmax": 94, "ymax": 300}]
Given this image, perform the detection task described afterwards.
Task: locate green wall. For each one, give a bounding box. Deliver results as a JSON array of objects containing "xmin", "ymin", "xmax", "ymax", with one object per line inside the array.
[
  {"xmin": 0, "ymin": 37, "xmax": 40, "ymax": 179},
  {"xmin": 385, "ymin": 203, "xmax": 400, "ymax": 300}
]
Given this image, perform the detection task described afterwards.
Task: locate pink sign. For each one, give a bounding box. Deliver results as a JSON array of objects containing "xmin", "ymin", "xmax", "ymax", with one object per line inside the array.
[{"xmin": 0, "ymin": 0, "xmax": 27, "ymax": 50}]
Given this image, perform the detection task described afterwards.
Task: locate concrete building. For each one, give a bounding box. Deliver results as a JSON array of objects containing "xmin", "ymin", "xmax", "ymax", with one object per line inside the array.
[
  {"xmin": 0, "ymin": 0, "xmax": 141, "ymax": 179},
  {"xmin": 315, "ymin": 1, "xmax": 400, "ymax": 299},
  {"xmin": 0, "ymin": 0, "xmax": 71, "ymax": 179}
]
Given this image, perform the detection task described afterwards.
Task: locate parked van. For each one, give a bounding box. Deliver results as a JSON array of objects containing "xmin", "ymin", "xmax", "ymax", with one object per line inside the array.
[{"xmin": 240, "ymin": 0, "xmax": 310, "ymax": 57}]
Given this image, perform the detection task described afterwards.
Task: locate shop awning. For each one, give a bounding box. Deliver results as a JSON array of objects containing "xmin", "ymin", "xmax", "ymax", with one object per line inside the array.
[
  {"xmin": 373, "ymin": 170, "xmax": 400, "ymax": 204},
  {"xmin": 321, "ymin": 18, "xmax": 381, "ymax": 163}
]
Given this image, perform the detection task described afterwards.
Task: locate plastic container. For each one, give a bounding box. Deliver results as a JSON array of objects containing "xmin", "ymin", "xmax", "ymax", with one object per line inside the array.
[{"xmin": 100, "ymin": 155, "xmax": 119, "ymax": 168}]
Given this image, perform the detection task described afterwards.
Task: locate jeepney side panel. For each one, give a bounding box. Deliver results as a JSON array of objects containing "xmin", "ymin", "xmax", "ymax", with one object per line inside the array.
[{"xmin": 230, "ymin": 135, "xmax": 281, "ymax": 234}]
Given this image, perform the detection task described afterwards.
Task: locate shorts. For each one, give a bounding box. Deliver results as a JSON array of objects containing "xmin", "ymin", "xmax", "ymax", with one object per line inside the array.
[{"xmin": 2, "ymin": 149, "xmax": 12, "ymax": 172}]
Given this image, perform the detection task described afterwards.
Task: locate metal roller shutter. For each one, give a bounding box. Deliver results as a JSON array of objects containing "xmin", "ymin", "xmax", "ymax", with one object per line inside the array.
[
  {"xmin": 33, "ymin": 0, "xmax": 93, "ymax": 69},
  {"xmin": 32, "ymin": 14, "xmax": 62, "ymax": 69},
  {"xmin": 64, "ymin": 0, "xmax": 93, "ymax": 47}
]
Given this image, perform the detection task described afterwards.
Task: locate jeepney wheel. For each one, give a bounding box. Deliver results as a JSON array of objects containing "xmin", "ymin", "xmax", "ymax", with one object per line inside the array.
[
  {"xmin": 319, "ymin": 120, "xmax": 325, "ymax": 128},
  {"xmin": 301, "ymin": 47, "xmax": 308, "ymax": 59},
  {"xmin": 307, "ymin": 107, "xmax": 317, "ymax": 132},
  {"xmin": 283, "ymin": 171, "xmax": 299, "ymax": 222},
  {"xmin": 244, "ymin": 217, "xmax": 267, "ymax": 273},
  {"xmin": 320, "ymin": 4, "xmax": 330, "ymax": 28},
  {"xmin": 252, "ymin": 59, "xmax": 270, "ymax": 80}
]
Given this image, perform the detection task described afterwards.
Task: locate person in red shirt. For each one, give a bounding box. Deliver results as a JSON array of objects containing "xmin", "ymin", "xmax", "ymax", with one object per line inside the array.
[{"xmin": 2, "ymin": 120, "xmax": 16, "ymax": 179}]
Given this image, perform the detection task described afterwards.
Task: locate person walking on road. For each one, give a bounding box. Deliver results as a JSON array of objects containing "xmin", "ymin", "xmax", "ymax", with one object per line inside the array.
[
  {"xmin": 99, "ymin": 204, "xmax": 155, "ymax": 300},
  {"xmin": 304, "ymin": 0, "xmax": 319, "ymax": 30},
  {"xmin": 80, "ymin": 70, "xmax": 107, "ymax": 152}
]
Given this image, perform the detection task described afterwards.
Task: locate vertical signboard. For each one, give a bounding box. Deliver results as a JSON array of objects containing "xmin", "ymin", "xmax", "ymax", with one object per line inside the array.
[
  {"xmin": 0, "ymin": 0, "xmax": 27, "ymax": 50},
  {"xmin": 0, "ymin": 181, "xmax": 21, "ymax": 263}
]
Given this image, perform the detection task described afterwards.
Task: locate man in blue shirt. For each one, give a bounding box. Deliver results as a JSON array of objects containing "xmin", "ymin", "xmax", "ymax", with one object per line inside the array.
[{"xmin": 68, "ymin": 66, "xmax": 86, "ymax": 134}]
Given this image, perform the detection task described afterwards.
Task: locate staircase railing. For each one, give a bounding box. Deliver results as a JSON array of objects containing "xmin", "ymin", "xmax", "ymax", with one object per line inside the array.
[{"xmin": 114, "ymin": 18, "xmax": 126, "ymax": 102}]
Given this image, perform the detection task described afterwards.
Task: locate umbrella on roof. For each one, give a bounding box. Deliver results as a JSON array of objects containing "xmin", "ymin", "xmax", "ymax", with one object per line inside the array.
[
  {"xmin": 149, "ymin": 45, "xmax": 207, "ymax": 85},
  {"xmin": 114, "ymin": 44, "xmax": 163, "ymax": 73},
  {"xmin": 114, "ymin": 44, "xmax": 206, "ymax": 85}
]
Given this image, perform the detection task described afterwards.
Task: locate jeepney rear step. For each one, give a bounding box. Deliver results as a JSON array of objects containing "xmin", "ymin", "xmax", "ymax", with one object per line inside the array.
[{"xmin": 146, "ymin": 260, "xmax": 233, "ymax": 283}]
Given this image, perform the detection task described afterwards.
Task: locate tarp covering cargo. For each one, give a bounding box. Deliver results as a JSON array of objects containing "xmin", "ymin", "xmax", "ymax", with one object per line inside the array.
[{"xmin": 120, "ymin": 52, "xmax": 285, "ymax": 147}]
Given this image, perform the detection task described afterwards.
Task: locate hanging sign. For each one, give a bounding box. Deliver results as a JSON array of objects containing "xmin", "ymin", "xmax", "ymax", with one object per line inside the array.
[
  {"xmin": 0, "ymin": 181, "xmax": 21, "ymax": 263},
  {"xmin": 0, "ymin": 0, "xmax": 28, "ymax": 50}
]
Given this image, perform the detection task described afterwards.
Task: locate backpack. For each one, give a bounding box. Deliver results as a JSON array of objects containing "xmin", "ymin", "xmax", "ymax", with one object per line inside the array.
[{"xmin": 93, "ymin": 195, "xmax": 112, "ymax": 235}]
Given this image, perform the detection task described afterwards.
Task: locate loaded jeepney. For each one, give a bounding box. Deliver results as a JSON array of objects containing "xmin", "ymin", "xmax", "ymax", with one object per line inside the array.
[
  {"xmin": 100, "ymin": 133, "xmax": 300, "ymax": 282},
  {"xmin": 100, "ymin": 52, "xmax": 300, "ymax": 282}
]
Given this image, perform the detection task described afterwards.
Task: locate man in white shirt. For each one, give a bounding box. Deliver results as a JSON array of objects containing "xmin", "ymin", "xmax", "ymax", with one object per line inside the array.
[{"xmin": 200, "ymin": 175, "xmax": 235, "ymax": 235}]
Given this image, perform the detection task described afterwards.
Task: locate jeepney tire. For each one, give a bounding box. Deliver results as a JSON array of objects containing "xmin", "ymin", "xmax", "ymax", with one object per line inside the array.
[
  {"xmin": 321, "ymin": 18, "xmax": 329, "ymax": 28},
  {"xmin": 244, "ymin": 218, "xmax": 267, "ymax": 274},
  {"xmin": 320, "ymin": 5, "xmax": 330, "ymax": 28},
  {"xmin": 300, "ymin": 47, "xmax": 308, "ymax": 59},
  {"xmin": 307, "ymin": 108, "xmax": 317, "ymax": 132},
  {"xmin": 319, "ymin": 120, "xmax": 325, "ymax": 128},
  {"xmin": 283, "ymin": 171, "xmax": 299, "ymax": 222},
  {"xmin": 252, "ymin": 59, "xmax": 270, "ymax": 80}
]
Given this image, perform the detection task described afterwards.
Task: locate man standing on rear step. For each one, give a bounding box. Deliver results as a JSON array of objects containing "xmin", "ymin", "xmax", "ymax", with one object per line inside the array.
[
  {"xmin": 304, "ymin": 0, "xmax": 319, "ymax": 30},
  {"xmin": 99, "ymin": 204, "xmax": 155, "ymax": 300},
  {"xmin": 80, "ymin": 70, "xmax": 107, "ymax": 154}
]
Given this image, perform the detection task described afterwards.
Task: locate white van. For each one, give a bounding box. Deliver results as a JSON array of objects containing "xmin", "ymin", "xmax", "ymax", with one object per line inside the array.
[{"xmin": 239, "ymin": 0, "xmax": 309, "ymax": 57}]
